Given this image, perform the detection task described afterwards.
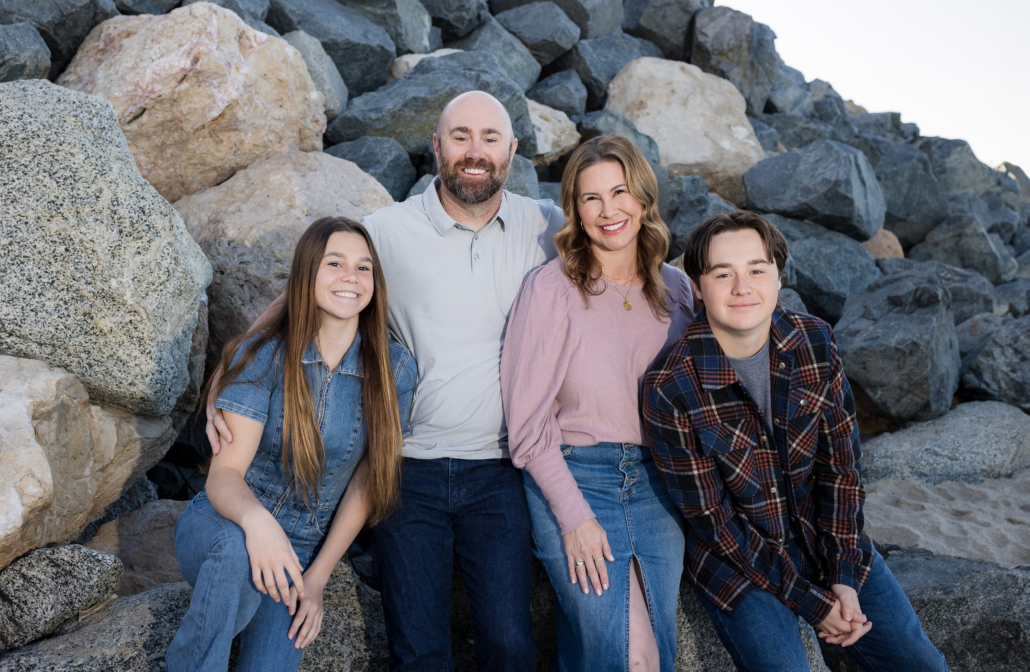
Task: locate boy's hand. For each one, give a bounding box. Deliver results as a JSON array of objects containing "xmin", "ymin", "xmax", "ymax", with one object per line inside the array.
[{"xmin": 817, "ymin": 585, "xmax": 871, "ymax": 647}]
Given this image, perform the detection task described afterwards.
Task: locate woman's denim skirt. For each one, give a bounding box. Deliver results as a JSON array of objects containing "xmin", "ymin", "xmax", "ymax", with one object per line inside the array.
[{"xmin": 523, "ymin": 442, "xmax": 686, "ymax": 672}]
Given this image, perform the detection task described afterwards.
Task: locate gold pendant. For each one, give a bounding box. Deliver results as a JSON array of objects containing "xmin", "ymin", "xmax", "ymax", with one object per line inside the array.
[{"xmin": 623, "ymin": 300, "xmax": 632, "ymax": 311}]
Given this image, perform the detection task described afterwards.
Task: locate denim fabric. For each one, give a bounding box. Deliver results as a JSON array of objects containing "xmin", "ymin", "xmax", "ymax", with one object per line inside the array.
[
  {"xmin": 695, "ymin": 546, "xmax": 948, "ymax": 672},
  {"xmin": 167, "ymin": 336, "xmax": 416, "ymax": 672},
  {"xmin": 372, "ymin": 457, "xmax": 536, "ymax": 672},
  {"xmin": 524, "ymin": 443, "xmax": 686, "ymax": 672}
]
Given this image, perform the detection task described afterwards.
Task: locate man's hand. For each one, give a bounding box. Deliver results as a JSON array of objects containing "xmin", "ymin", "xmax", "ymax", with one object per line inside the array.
[
  {"xmin": 817, "ymin": 584, "xmax": 871, "ymax": 647},
  {"xmin": 205, "ymin": 366, "xmax": 231, "ymax": 454}
]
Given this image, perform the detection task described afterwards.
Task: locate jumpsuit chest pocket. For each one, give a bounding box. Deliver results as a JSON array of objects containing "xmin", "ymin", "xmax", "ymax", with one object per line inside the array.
[{"xmin": 699, "ymin": 418, "xmax": 762, "ymax": 499}]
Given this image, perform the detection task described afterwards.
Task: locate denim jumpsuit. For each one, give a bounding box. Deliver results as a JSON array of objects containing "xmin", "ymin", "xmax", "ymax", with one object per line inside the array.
[{"xmin": 165, "ymin": 334, "xmax": 415, "ymax": 672}]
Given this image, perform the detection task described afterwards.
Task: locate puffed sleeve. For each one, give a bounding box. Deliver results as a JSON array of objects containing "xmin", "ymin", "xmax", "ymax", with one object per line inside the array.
[{"xmin": 501, "ymin": 263, "xmax": 595, "ymax": 534}]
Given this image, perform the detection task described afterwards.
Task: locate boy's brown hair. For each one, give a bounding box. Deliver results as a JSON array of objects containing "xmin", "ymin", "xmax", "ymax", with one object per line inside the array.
[{"xmin": 680, "ymin": 210, "xmax": 790, "ymax": 287}]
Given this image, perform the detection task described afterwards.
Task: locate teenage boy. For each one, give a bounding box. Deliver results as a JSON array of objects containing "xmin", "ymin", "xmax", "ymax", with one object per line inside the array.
[{"xmin": 641, "ymin": 211, "xmax": 946, "ymax": 671}]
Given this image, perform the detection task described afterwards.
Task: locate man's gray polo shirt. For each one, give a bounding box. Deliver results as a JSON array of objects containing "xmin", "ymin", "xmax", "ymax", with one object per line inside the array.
[{"xmin": 362, "ymin": 178, "xmax": 563, "ymax": 460}]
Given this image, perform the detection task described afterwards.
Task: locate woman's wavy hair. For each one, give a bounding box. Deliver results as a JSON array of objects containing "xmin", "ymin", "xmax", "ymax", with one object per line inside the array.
[
  {"xmin": 553, "ymin": 133, "xmax": 672, "ymax": 316},
  {"xmin": 202, "ymin": 217, "xmax": 402, "ymax": 524}
]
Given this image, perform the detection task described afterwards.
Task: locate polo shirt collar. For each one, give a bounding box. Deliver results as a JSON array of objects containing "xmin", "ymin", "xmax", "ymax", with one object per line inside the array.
[
  {"xmin": 301, "ymin": 331, "xmax": 364, "ymax": 376},
  {"xmin": 686, "ymin": 308, "xmax": 801, "ymax": 392},
  {"xmin": 423, "ymin": 175, "xmax": 510, "ymax": 236}
]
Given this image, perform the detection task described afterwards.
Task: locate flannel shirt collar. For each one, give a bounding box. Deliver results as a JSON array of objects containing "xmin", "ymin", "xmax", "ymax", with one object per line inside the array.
[{"xmin": 685, "ymin": 308, "xmax": 808, "ymax": 392}]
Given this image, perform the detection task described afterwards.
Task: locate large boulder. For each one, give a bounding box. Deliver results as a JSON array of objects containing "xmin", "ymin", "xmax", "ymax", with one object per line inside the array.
[
  {"xmin": 0, "ymin": 581, "xmax": 193, "ymax": 671},
  {"xmin": 58, "ymin": 4, "xmax": 326, "ymax": 203},
  {"xmin": 834, "ymin": 267, "xmax": 961, "ymax": 421},
  {"xmin": 84, "ymin": 500, "xmax": 189, "ymax": 596},
  {"xmin": 666, "ymin": 175, "xmax": 733, "ymax": 261},
  {"xmin": 421, "ymin": 0, "xmax": 489, "ymax": 40},
  {"xmin": 281, "ymin": 30, "xmax": 348, "ymax": 120},
  {"xmin": 955, "ymin": 313, "xmax": 1011, "ymax": 358},
  {"xmin": 0, "ymin": 356, "xmax": 176, "ymax": 572},
  {"xmin": 747, "ymin": 114, "xmax": 781, "ymax": 156},
  {"xmin": 909, "ymin": 215, "xmax": 1018, "ymax": 285},
  {"xmin": 848, "ymin": 134, "xmax": 950, "ymax": 248},
  {"xmin": 325, "ymin": 136, "xmax": 417, "ymax": 202},
  {"xmin": 743, "ymin": 139, "xmax": 886, "ymax": 242},
  {"xmin": 0, "ymin": 23, "xmax": 50, "ymax": 82},
  {"xmin": 0, "ymin": 80, "xmax": 211, "ymax": 415},
  {"xmin": 960, "ymin": 315, "xmax": 1030, "ymax": 412},
  {"xmin": 491, "ymin": 0, "xmax": 623, "ymax": 40},
  {"xmin": 326, "ymin": 50, "xmax": 537, "ymax": 158},
  {"xmin": 505, "ymin": 154, "xmax": 541, "ymax": 199},
  {"xmin": 605, "ymin": 57, "xmax": 763, "ymax": 206},
  {"xmin": 341, "ymin": 0, "xmax": 432, "ymax": 56},
  {"xmin": 994, "ymin": 277, "xmax": 1030, "ymax": 317},
  {"xmin": 388, "ymin": 46, "xmax": 462, "ymax": 79},
  {"xmin": 878, "ymin": 258, "xmax": 1001, "ymax": 325},
  {"xmin": 495, "ymin": 2, "xmax": 579, "ymax": 66},
  {"xmin": 174, "ymin": 151, "xmax": 393, "ymax": 369},
  {"xmin": 0, "ymin": 545, "xmax": 122, "ymax": 650},
  {"xmin": 916, "ymin": 137, "xmax": 996, "ymax": 198},
  {"xmin": 687, "ymin": 7, "xmax": 777, "ymax": 116},
  {"xmin": 622, "ymin": 0, "xmax": 707, "ymax": 60},
  {"xmin": 767, "ymin": 215, "xmax": 881, "ymax": 324},
  {"xmin": 551, "ymin": 31, "xmax": 663, "ymax": 110},
  {"xmin": 528, "ymin": 99, "xmax": 580, "ymax": 166},
  {"xmin": 861, "ymin": 401, "xmax": 1030, "ymax": 485},
  {"xmin": 757, "ymin": 112, "xmax": 836, "ymax": 151},
  {"xmin": 861, "ymin": 228, "xmax": 903, "ymax": 260},
  {"xmin": 446, "ymin": 15, "xmax": 541, "ymax": 92},
  {"xmin": 527, "ymin": 69, "xmax": 587, "ymax": 118},
  {"xmin": 266, "ymin": 0, "xmax": 396, "ymax": 95},
  {"xmin": 809, "ymin": 96, "xmax": 857, "ymax": 142},
  {"xmin": 0, "ymin": 0, "xmax": 119, "ymax": 78}
]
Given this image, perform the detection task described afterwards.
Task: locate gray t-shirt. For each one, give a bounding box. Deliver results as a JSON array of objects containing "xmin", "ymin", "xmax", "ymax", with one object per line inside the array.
[
  {"xmin": 362, "ymin": 178, "xmax": 564, "ymax": 460},
  {"xmin": 727, "ymin": 339, "xmax": 773, "ymax": 434}
]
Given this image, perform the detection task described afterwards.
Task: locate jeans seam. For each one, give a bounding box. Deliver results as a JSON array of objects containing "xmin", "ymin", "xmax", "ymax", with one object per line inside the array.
[{"xmin": 845, "ymin": 639, "xmax": 880, "ymax": 672}]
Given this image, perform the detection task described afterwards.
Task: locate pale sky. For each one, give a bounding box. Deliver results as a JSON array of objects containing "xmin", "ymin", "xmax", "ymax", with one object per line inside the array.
[{"xmin": 725, "ymin": 0, "xmax": 1030, "ymax": 173}]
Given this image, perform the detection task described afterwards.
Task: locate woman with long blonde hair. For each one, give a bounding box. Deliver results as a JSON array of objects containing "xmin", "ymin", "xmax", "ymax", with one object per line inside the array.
[
  {"xmin": 501, "ymin": 134, "xmax": 695, "ymax": 671},
  {"xmin": 166, "ymin": 217, "xmax": 415, "ymax": 672}
]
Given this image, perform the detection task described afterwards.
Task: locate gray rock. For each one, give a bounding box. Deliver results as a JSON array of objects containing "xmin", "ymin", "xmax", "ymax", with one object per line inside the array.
[
  {"xmin": 666, "ymin": 175, "xmax": 732, "ymax": 261},
  {"xmin": 281, "ymin": 30, "xmax": 348, "ymax": 120},
  {"xmin": 495, "ymin": 2, "xmax": 579, "ymax": 66},
  {"xmin": 242, "ymin": 15, "xmax": 280, "ymax": 35},
  {"xmin": 851, "ymin": 111, "xmax": 905, "ymax": 141},
  {"xmin": 538, "ymin": 180, "xmax": 561, "ymax": 202},
  {"xmin": 961, "ymin": 315, "xmax": 1030, "ymax": 412},
  {"xmin": 114, "ymin": 0, "xmax": 179, "ymax": 14},
  {"xmin": 70, "ymin": 477, "xmax": 159, "ymax": 546},
  {"xmin": 0, "ymin": 0, "xmax": 119, "ymax": 79},
  {"xmin": 551, "ymin": 30, "xmax": 663, "ymax": 109},
  {"xmin": 806, "ymin": 78, "xmax": 840, "ymax": 102},
  {"xmin": 622, "ymin": 0, "xmax": 707, "ymax": 60},
  {"xmin": 446, "ymin": 15, "xmax": 540, "ymax": 91},
  {"xmin": 0, "ymin": 80, "xmax": 211, "ymax": 416},
  {"xmin": 0, "ymin": 581, "xmax": 192, "ymax": 671},
  {"xmin": 995, "ymin": 277, "xmax": 1030, "ymax": 317},
  {"xmin": 1013, "ymin": 223, "xmax": 1030, "ymax": 257},
  {"xmin": 998, "ymin": 160, "xmax": 1030, "ymax": 201},
  {"xmin": 955, "ymin": 313, "xmax": 1011, "ymax": 358},
  {"xmin": 526, "ymin": 69, "xmax": 587, "ymax": 118},
  {"xmin": 746, "ymin": 114, "xmax": 780, "ymax": 154},
  {"xmin": 772, "ymin": 59, "xmax": 806, "ymax": 88},
  {"xmin": 848, "ymin": 134, "xmax": 949, "ymax": 249},
  {"xmin": 406, "ymin": 173, "xmax": 436, "ymax": 199},
  {"xmin": 835, "ymin": 266, "xmax": 960, "ymax": 421},
  {"xmin": 743, "ymin": 139, "xmax": 886, "ymax": 242},
  {"xmin": 325, "ymin": 136, "xmax": 417, "ymax": 202},
  {"xmin": 916, "ymin": 136, "xmax": 996, "ymax": 198},
  {"xmin": 505, "ymin": 153, "xmax": 540, "ymax": 198},
  {"xmin": 0, "ymin": 546, "xmax": 122, "ymax": 650},
  {"xmin": 909, "ymin": 215, "xmax": 1018, "ymax": 285},
  {"xmin": 778, "ymin": 288, "xmax": 807, "ymax": 313},
  {"xmin": 0, "ymin": 24, "xmax": 50, "ymax": 82},
  {"xmin": 266, "ymin": 0, "xmax": 396, "ymax": 96},
  {"xmin": 764, "ymin": 82, "xmax": 813, "ymax": 117},
  {"xmin": 767, "ymin": 215, "xmax": 881, "ymax": 324},
  {"xmin": 181, "ymin": 0, "xmax": 270, "ymax": 20},
  {"xmin": 688, "ymin": 7, "xmax": 778, "ymax": 116},
  {"xmin": 422, "ymin": 0, "xmax": 489, "ymax": 39},
  {"xmin": 428, "ymin": 24, "xmax": 444, "ymax": 50},
  {"xmin": 326, "ymin": 50, "xmax": 537, "ymax": 158},
  {"xmin": 877, "ymin": 258, "xmax": 1000, "ymax": 325},
  {"xmin": 809, "ymin": 96, "xmax": 856, "ymax": 142},
  {"xmin": 492, "ymin": 0, "xmax": 623, "ymax": 40},
  {"xmin": 1017, "ymin": 249, "xmax": 1030, "ymax": 278},
  {"xmin": 862, "ymin": 401, "xmax": 1030, "ymax": 485},
  {"xmin": 340, "ymin": 0, "xmax": 432, "ymax": 55},
  {"xmin": 757, "ymin": 112, "xmax": 836, "ymax": 151}
]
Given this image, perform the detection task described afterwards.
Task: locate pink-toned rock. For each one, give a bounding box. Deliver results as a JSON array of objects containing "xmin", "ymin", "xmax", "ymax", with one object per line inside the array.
[
  {"xmin": 57, "ymin": 3, "xmax": 326, "ymax": 203},
  {"xmin": 528, "ymin": 99, "xmax": 580, "ymax": 167},
  {"xmin": 85, "ymin": 499, "xmax": 189, "ymax": 595},
  {"xmin": 863, "ymin": 228, "xmax": 904, "ymax": 260},
  {"xmin": 173, "ymin": 151, "xmax": 393, "ymax": 368}
]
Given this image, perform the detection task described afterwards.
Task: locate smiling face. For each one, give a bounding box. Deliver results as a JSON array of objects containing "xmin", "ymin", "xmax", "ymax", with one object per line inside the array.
[
  {"xmin": 434, "ymin": 92, "xmax": 516, "ymax": 205},
  {"xmin": 694, "ymin": 228, "xmax": 781, "ymax": 354},
  {"xmin": 314, "ymin": 231, "xmax": 375, "ymax": 328},
  {"xmin": 575, "ymin": 161, "xmax": 643, "ymax": 259}
]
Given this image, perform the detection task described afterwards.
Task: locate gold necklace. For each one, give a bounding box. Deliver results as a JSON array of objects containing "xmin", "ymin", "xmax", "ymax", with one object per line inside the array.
[{"xmin": 602, "ymin": 273, "xmax": 635, "ymax": 311}]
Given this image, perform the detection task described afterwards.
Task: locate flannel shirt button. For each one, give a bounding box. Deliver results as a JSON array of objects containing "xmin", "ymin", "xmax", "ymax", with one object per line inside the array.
[
  {"xmin": 778, "ymin": 362, "xmax": 785, "ymax": 369},
  {"xmin": 799, "ymin": 399, "xmax": 807, "ymax": 406},
  {"xmin": 770, "ymin": 487, "xmax": 777, "ymax": 493}
]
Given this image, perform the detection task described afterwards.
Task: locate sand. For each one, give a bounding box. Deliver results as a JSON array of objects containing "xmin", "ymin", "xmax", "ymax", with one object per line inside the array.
[{"xmin": 864, "ymin": 469, "xmax": 1030, "ymax": 569}]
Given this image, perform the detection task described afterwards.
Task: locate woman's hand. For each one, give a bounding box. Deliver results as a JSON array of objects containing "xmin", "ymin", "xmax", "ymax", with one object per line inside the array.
[
  {"xmin": 241, "ymin": 508, "xmax": 306, "ymax": 610},
  {"xmin": 205, "ymin": 366, "xmax": 231, "ymax": 453},
  {"xmin": 288, "ymin": 571, "xmax": 327, "ymax": 649},
  {"xmin": 562, "ymin": 518, "xmax": 615, "ymax": 596}
]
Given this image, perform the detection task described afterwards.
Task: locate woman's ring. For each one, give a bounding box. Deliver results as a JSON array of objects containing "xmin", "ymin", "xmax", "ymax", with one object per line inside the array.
[{"xmin": 575, "ymin": 561, "xmax": 586, "ymax": 567}]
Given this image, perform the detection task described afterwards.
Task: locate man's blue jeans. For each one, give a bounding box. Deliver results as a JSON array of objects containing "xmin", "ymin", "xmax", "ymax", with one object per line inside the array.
[
  {"xmin": 694, "ymin": 547, "xmax": 947, "ymax": 672},
  {"xmin": 372, "ymin": 457, "xmax": 536, "ymax": 671}
]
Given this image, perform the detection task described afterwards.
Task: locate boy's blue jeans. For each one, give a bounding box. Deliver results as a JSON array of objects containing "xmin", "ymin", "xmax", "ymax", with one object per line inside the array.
[{"xmin": 694, "ymin": 546, "xmax": 947, "ymax": 672}]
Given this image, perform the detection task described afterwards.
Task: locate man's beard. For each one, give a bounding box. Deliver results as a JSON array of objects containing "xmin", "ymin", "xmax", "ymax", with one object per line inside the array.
[{"xmin": 439, "ymin": 155, "xmax": 511, "ymax": 205}]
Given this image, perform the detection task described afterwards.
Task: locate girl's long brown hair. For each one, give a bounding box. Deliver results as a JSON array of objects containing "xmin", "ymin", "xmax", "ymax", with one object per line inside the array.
[
  {"xmin": 554, "ymin": 134, "xmax": 672, "ymax": 317},
  {"xmin": 203, "ymin": 217, "xmax": 402, "ymax": 524}
]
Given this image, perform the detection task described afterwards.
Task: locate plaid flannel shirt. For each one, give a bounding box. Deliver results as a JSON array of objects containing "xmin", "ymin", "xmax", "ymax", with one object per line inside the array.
[{"xmin": 642, "ymin": 308, "xmax": 873, "ymax": 627}]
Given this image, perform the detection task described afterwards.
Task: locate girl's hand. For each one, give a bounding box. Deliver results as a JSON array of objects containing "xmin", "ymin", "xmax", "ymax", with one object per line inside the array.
[
  {"xmin": 242, "ymin": 509, "xmax": 305, "ymax": 610},
  {"xmin": 562, "ymin": 518, "xmax": 614, "ymax": 596},
  {"xmin": 288, "ymin": 572, "xmax": 327, "ymax": 649}
]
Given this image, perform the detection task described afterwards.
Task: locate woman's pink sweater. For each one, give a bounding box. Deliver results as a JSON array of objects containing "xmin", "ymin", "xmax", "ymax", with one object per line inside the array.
[{"xmin": 501, "ymin": 257, "xmax": 696, "ymax": 534}]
